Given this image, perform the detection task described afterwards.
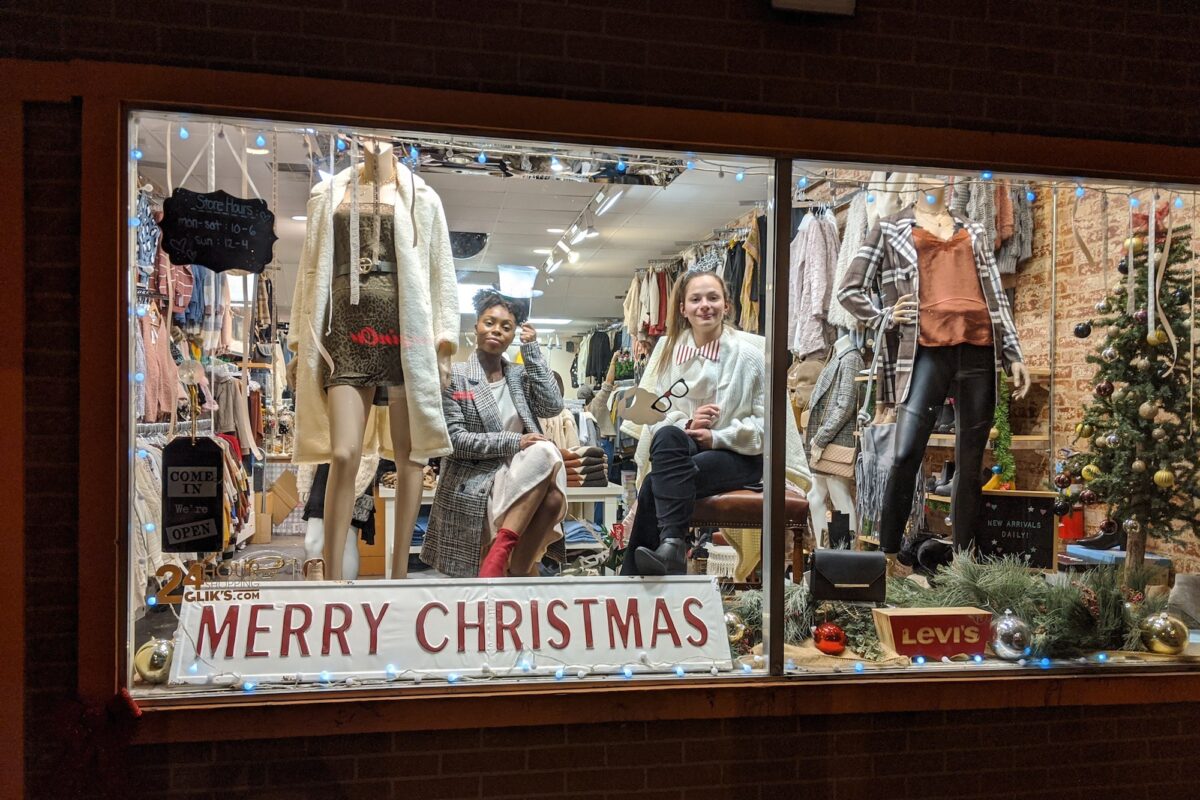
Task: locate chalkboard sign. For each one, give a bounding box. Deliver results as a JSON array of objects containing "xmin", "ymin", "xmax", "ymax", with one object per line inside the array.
[
  {"xmin": 973, "ymin": 490, "xmax": 1057, "ymax": 569},
  {"xmin": 158, "ymin": 188, "xmax": 277, "ymax": 273},
  {"xmin": 160, "ymin": 436, "xmax": 226, "ymax": 553}
]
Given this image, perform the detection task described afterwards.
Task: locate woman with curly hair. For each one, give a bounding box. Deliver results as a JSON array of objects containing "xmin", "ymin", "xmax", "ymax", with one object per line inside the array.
[{"xmin": 422, "ymin": 289, "xmax": 567, "ymax": 578}]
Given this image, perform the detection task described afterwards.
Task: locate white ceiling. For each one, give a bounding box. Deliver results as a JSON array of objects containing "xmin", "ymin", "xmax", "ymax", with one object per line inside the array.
[{"xmin": 132, "ymin": 114, "xmax": 770, "ymax": 338}]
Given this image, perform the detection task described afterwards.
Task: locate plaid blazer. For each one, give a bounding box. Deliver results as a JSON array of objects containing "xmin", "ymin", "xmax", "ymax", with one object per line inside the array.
[
  {"xmin": 836, "ymin": 207, "xmax": 1024, "ymax": 406},
  {"xmin": 805, "ymin": 338, "xmax": 865, "ymax": 452},
  {"xmin": 421, "ymin": 342, "xmax": 564, "ymax": 577}
]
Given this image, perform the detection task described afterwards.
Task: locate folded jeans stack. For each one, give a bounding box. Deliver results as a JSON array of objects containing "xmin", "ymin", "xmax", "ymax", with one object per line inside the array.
[{"xmin": 560, "ymin": 446, "xmax": 609, "ymax": 488}]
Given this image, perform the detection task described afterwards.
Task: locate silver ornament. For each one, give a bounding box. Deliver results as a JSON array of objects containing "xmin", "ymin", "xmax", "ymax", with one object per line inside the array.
[
  {"xmin": 1094, "ymin": 434, "xmax": 1107, "ymax": 448},
  {"xmin": 1107, "ymin": 325, "xmax": 1122, "ymax": 338},
  {"xmin": 1105, "ymin": 432, "xmax": 1120, "ymax": 447},
  {"xmin": 1131, "ymin": 459, "xmax": 1148, "ymax": 474},
  {"xmin": 1134, "ymin": 357, "xmax": 1152, "ymax": 371},
  {"xmin": 1095, "ymin": 299, "xmax": 1112, "ymax": 314},
  {"xmin": 1111, "ymin": 387, "xmax": 1128, "ymax": 402},
  {"xmin": 991, "ymin": 610, "xmax": 1032, "ymax": 661},
  {"xmin": 1122, "ymin": 518, "xmax": 1141, "ymax": 534},
  {"xmin": 134, "ymin": 638, "xmax": 174, "ymax": 684},
  {"xmin": 1102, "ymin": 347, "xmax": 1119, "ymax": 362},
  {"xmin": 943, "ymin": 515, "xmax": 953, "ymax": 527}
]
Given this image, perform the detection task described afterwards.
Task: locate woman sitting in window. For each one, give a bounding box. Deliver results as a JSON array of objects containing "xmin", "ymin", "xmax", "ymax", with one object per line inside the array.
[
  {"xmin": 422, "ymin": 289, "xmax": 567, "ymax": 578},
  {"xmin": 621, "ymin": 269, "xmax": 810, "ymax": 576}
]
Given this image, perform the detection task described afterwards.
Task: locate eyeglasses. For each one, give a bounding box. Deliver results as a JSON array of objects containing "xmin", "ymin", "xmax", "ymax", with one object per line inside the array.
[{"xmin": 651, "ymin": 379, "xmax": 689, "ymax": 414}]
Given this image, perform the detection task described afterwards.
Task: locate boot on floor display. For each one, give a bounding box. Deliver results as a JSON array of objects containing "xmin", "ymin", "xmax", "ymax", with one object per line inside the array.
[
  {"xmin": 1076, "ymin": 523, "xmax": 1125, "ymax": 551},
  {"xmin": 932, "ymin": 461, "xmax": 956, "ymax": 496},
  {"xmin": 926, "ymin": 460, "xmax": 954, "ymax": 493},
  {"xmin": 635, "ymin": 537, "xmax": 687, "ymax": 576},
  {"xmin": 934, "ymin": 398, "xmax": 956, "ymax": 434}
]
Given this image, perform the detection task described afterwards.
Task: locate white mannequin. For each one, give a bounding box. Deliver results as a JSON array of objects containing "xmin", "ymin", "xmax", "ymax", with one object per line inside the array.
[{"xmin": 291, "ymin": 141, "xmax": 452, "ymax": 580}]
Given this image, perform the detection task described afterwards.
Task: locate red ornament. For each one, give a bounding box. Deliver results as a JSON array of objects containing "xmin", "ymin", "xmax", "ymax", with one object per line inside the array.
[
  {"xmin": 1095, "ymin": 381, "xmax": 1114, "ymax": 398},
  {"xmin": 1079, "ymin": 488, "xmax": 1098, "ymax": 505},
  {"xmin": 1053, "ymin": 473, "xmax": 1072, "ymax": 489},
  {"xmin": 813, "ymin": 622, "xmax": 847, "ymax": 655},
  {"xmin": 1098, "ymin": 518, "xmax": 1118, "ymax": 535}
]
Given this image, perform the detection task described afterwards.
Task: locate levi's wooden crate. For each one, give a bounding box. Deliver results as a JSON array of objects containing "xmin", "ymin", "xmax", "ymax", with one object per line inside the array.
[{"xmin": 873, "ymin": 607, "xmax": 991, "ymax": 659}]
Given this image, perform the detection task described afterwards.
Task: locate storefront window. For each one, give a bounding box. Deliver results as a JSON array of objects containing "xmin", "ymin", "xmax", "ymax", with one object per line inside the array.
[
  {"xmin": 126, "ymin": 110, "xmax": 776, "ymax": 696},
  {"xmin": 778, "ymin": 162, "xmax": 1199, "ymax": 674}
]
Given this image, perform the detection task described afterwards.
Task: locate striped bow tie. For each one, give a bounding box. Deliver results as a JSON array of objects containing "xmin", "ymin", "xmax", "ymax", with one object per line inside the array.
[{"xmin": 675, "ymin": 338, "xmax": 720, "ymax": 364}]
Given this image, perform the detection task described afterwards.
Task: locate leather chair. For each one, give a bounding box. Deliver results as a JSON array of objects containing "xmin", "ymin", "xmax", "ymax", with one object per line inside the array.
[{"xmin": 691, "ymin": 489, "xmax": 811, "ymax": 582}]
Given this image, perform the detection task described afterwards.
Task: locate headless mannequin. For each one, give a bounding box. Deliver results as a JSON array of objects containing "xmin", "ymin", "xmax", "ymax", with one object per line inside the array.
[
  {"xmin": 321, "ymin": 142, "xmax": 453, "ymax": 579},
  {"xmin": 808, "ymin": 333, "xmax": 859, "ymax": 548},
  {"xmin": 878, "ymin": 177, "xmax": 1029, "ymax": 557}
]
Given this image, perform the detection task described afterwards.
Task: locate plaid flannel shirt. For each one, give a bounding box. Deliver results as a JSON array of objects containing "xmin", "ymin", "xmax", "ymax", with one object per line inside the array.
[{"xmin": 836, "ymin": 207, "xmax": 1024, "ymax": 406}]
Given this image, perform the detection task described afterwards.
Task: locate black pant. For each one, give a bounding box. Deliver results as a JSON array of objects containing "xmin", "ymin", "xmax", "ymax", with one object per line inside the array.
[
  {"xmin": 878, "ymin": 343, "xmax": 996, "ymax": 553},
  {"xmin": 620, "ymin": 426, "xmax": 763, "ymax": 576}
]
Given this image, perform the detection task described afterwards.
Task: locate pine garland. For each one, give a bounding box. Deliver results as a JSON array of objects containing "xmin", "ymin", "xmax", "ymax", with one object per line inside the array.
[{"xmin": 992, "ymin": 372, "xmax": 1015, "ymax": 484}]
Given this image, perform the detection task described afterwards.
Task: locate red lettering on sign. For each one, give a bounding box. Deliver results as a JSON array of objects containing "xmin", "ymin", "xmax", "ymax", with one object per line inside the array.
[
  {"xmin": 361, "ymin": 602, "xmax": 389, "ymax": 656},
  {"xmin": 546, "ymin": 599, "xmax": 570, "ymax": 649},
  {"xmin": 281, "ymin": 604, "xmax": 312, "ymax": 657},
  {"xmin": 416, "ymin": 601, "xmax": 448, "ymax": 653},
  {"xmin": 605, "ymin": 598, "xmax": 643, "ymax": 649},
  {"xmin": 321, "ymin": 603, "xmax": 353, "ymax": 656},
  {"xmin": 495, "ymin": 600, "xmax": 523, "ymax": 652},
  {"xmin": 529, "ymin": 599, "xmax": 541, "ymax": 649},
  {"xmin": 196, "ymin": 605, "xmax": 239, "ymax": 658},
  {"xmin": 574, "ymin": 598, "xmax": 599, "ymax": 649},
  {"xmin": 650, "ymin": 598, "xmax": 682, "ymax": 648},
  {"xmin": 683, "ymin": 597, "xmax": 708, "ymax": 646},
  {"xmin": 244, "ymin": 603, "xmax": 273, "ymax": 658},
  {"xmin": 458, "ymin": 600, "xmax": 486, "ymax": 653}
]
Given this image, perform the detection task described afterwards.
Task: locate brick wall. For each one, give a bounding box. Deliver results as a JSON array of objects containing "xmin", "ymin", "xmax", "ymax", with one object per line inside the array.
[
  {"xmin": 16, "ymin": 2, "xmax": 1200, "ymax": 798},
  {"xmin": 2, "ymin": 0, "xmax": 1200, "ymax": 147}
]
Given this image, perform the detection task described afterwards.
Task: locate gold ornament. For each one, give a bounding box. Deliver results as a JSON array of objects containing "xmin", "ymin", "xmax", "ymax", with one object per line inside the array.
[
  {"xmin": 1079, "ymin": 423, "xmax": 1094, "ymax": 439},
  {"xmin": 724, "ymin": 612, "xmax": 747, "ymax": 645},
  {"xmin": 1123, "ymin": 235, "xmax": 1146, "ymax": 253},
  {"xmin": 1138, "ymin": 402, "xmax": 1158, "ymax": 420},
  {"xmin": 1146, "ymin": 328, "xmax": 1168, "ymax": 346},
  {"xmin": 988, "ymin": 427, "xmax": 1000, "ymax": 441},
  {"xmin": 134, "ymin": 638, "xmax": 174, "ymax": 684},
  {"xmin": 1139, "ymin": 612, "xmax": 1189, "ymax": 655},
  {"xmin": 1152, "ymin": 427, "xmax": 1168, "ymax": 441},
  {"xmin": 1153, "ymin": 468, "xmax": 1176, "ymax": 489},
  {"xmin": 1131, "ymin": 459, "xmax": 1147, "ymax": 474},
  {"xmin": 1081, "ymin": 464, "xmax": 1102, "ymax": 482},
  {"xmin": 1111, "ymin": 387, "xmax": 1128, "ymax": 402}
]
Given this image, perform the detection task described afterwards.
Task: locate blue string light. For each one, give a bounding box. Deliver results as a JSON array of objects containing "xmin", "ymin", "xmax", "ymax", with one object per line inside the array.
[
  {"xmin": 477, "ymin": 151, "xmax": 487, "ymax": 164},
  {"xmin": 242, "ymin": 680, "xmax": 257, "ymax": 692},
  {"xmin": 685, "ymin": 159, "xmax": 695, "ymax": 170},
  {"xmin": 137, "ymin": 449, "xmax": 147, "ymax": 459},
  {"xmin": 146, "ymin": 595, "xmax": 157, "ymax": 607},
  {"xmin": 385, "ymin": 664, "xmax": 397, "ymax": 677},
  {"xmin": 136, "ymin": 306, "xmax": 147, "ymax": 318},
  {"xmin": 1130, "ymin": 197, "xmax": 1140, "ymax": 208},
  {"xmin": 336, "ymin": 138, "xmax": 347, "ymax": 152},
  {"xmin": 131, "ymin": 148, "xmax": 143, "ymax": 161},
  {"xmin": 134, "ymin": 372, "xmax": 145, "ymax": 383},
  {"xmin": 616, "ymin": 158, "xmax": 627, "ymax": 173},
  {"xmin": 128, "ymin": 217, "xmax": 141, "ymax": 228},
  {"xmin": 1075, "ymin": 185, "xmax": 1085, "ymax": 198},
  {"xmin": 179, "ymin": 126, "xmax": 189, "ymax": 140},
  {"xmin": 866, "ymin": 192, "xmax": 875, "ymax": 203},
  {"xmin": 622, "ymin": 665, "xmax": 633, "ymax": 679},
  {"xmin": 447, "ymin": 672, "xmax": 460, "ymax": 683},
  {"xmin": 854, "ymin": 662, "xmax": 865, "ymax": 673},
  {"xmin": 1026, "ymin": 190, "xmax": 1036, "ymax": 202},
  {"xmin": 674, "ymin": 665, "xmax": 686, "ymax": 677},
  {"xmin": 1174, "ymin": 197, "xmax": 1184, "ymax": 209},
  {"xmin": 925, "ymin": 194, "xmax": 936, "ymax": 205},
  {"xmin": 972, "ymin": 654, "xmax": 984, "ymax": 664},
  {"xmin": 188, "ymin": 662, "xmax": 199, "ymax": 674},
  {"xmin": 741, "ymin": 663, "xmax": 753, "ymax": 674},
  {"xmin": 144, "ymin": 522, "xmax": 155, "ymax": 532},
  {"xmin": 914, "ymin": 655, "xmax": 926, "ymax": 665},
  {"xmin": 319, "ymin": 671, "xmax": 332, "ymax": 683},
  {"xmin": 735, "ymin": 170, "xmax": 745, "ymax": 182},
  {"xmin": 1097, "ymin": 652, "xmax": 1108, "ymax": 662},
  {"xmin": 981, "ymin": 171, "xmax": 993, "ymax": 180},
  {"xmin": 255, "ymin": 133, "xmax": 267, "ymax": 149},
  {"xmin": 554, "ymin": 667, "xmax": 565, "ymax": 680},
  {"xmin": 1039, "ymin": 657, "xmax": 1051, "ymax": 669}
]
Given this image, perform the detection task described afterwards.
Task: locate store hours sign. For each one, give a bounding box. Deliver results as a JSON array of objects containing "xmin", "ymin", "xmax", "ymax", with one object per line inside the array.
[
  {"xmin": 158, "ymin": 188, "xmax": 278, "ymax": 273},
  {"xmin": 168, "ymin": 578, "xmax": 734, "ymax": 686}
]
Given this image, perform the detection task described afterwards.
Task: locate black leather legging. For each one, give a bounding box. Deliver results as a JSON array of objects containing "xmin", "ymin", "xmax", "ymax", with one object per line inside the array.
[{"xmin": 878, "ymin": 343, "xmax": 996, "ymax": 553}]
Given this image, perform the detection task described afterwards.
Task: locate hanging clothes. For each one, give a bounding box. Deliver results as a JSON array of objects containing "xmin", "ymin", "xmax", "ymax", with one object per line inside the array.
[
  {"xmin": 995, "ymin": 181, "xmax": 1034, "ymax": 275},
  {"xmin": 586, "ymin": 329, "xmax": 613, "ymax": 380},
  {"xmin": 623, "ymin": 273, "xmax": 642, "ymax": 335},
  {"xmin": 788, "ymin": 208, "xmax": 840, "ymax": 357},
  {"xmin": 951, "ymin": 179, "xmax": 998, "ymax": 253},
  {"xmin": 139, "ymin": 304, "xmax": 178, "ymax": 423},
  {"xmin": 827, "ymin": 191, "xmax": 869, "ymax": 332}
]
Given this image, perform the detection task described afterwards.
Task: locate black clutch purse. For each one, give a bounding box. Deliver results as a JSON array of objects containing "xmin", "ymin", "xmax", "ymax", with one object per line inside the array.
[{"xmin": 809, "ymin": 550, "xmax": 887, "ymax": 603}]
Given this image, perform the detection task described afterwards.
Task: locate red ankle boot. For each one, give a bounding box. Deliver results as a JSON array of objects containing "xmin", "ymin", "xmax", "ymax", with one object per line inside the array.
[{"xmin": 479, "ymin": 528, "xmax": 519, "ymax": 578}]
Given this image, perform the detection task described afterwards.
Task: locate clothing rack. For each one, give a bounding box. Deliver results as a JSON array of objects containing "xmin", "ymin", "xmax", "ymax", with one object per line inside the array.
[{"xmin": 136, "ymin": 418, "xmax": 214, "ymax": 437}]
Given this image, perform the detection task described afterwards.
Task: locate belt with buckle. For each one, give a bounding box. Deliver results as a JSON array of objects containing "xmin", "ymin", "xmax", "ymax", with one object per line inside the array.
[{"xmin": 335, "ymin": 259, "xmax": 399, "ymax": 278}]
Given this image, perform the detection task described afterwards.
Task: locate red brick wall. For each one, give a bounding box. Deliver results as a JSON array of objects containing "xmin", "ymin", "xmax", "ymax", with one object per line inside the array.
[{"xmin": 16, "ymin": 2, "xmax": 1200, "ymax": 797}]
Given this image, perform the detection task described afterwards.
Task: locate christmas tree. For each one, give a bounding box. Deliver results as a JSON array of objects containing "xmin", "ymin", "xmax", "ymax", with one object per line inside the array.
[{"xmin": 1062, "ymin": 198, "xmax": 1198, "ymax": 581}]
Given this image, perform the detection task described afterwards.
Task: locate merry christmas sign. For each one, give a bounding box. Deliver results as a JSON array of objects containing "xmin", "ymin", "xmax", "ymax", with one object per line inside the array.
[{"xmin": 168, "ymin": 577, "xmax": 732, "ymax": 687}]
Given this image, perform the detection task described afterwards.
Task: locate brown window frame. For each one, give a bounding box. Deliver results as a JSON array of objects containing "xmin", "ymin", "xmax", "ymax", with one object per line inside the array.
[{"xmin": 5, "ymin": 58, "xmax": 1200, "ymax": 746}]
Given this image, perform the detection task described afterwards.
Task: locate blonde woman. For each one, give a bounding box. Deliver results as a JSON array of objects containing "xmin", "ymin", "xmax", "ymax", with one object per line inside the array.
[{"xmin": 621, "ymin": 269, "xmax": 772, "ymax": 576}]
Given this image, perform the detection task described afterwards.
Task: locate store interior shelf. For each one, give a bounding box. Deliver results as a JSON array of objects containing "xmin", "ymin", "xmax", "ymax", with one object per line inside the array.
[{"xmin": 927, "ymin": 494, "xmax": 951, "ymax": 503}]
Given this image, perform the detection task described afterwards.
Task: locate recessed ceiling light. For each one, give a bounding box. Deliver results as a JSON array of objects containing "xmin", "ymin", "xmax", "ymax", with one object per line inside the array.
[
  {"xmin": 528, "ymin": 318, "xmax": 572, "ymax": 325},
  {"xmin": 291, "ymin": 215, "xmax": 307, "ymax": 221},
  {"xmin": 245, "ymin": 146, "xmax": 269, "ymax": 155},
  {"xmin": 567, "ymin": 251, "xmax": 580, "ymax": 263},
  {"xmin": 533, "ymin": 248, "xmax": 553, "ymax": 255},
  {"xmin": 546, "ymin": 228, "xmax": 565, "ymax": 234}
]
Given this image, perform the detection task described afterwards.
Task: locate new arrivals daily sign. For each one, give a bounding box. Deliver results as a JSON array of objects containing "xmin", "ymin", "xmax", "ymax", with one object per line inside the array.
[{"xmin": 169, "ymin": 577, "xmax": 733, "ymax": 686}]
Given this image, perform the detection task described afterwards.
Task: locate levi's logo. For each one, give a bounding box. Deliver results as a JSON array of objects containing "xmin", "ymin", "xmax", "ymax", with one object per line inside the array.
[{"xmin": 900, "ymin": 625, "xmax": 982, "ymax": 646}]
